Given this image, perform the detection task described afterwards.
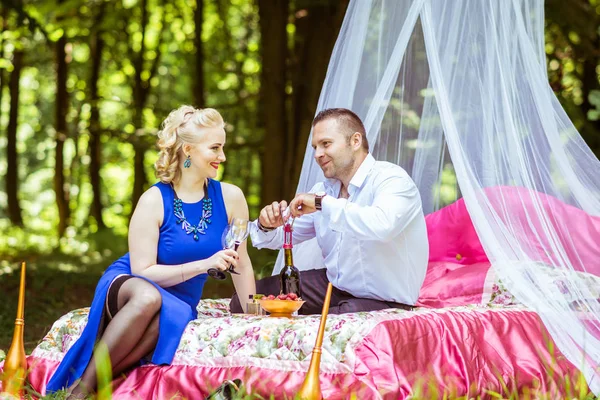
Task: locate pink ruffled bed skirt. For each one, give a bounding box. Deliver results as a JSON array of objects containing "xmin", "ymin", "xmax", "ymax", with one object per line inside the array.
[
  {"xmin": 4, "ymin": 306, "xmax": 583, "ymax": 399},
  {"xmin": 15, "ymin": 357, "xmax": 378, "ymax": 399}
]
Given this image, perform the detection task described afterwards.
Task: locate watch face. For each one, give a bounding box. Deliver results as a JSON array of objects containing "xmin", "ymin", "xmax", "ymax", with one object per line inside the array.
[{"xmin": 315, "ymin": 191, "xmax": 326, "ymax": 197}]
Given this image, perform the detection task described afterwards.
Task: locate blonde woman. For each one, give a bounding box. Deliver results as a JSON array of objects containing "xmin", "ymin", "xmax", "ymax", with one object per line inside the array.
[{"xmin": 47, "ymin": 106, "xmax": 256, "ymax": 398}]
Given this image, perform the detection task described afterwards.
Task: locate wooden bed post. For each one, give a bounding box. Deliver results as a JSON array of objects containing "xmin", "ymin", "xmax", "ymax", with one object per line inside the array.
[
  {"xmin": 2, "ymin": 262, "xmax": 27, "ymax": 397},
  {"xmin": 297, "ymin": 282, "xmax": 333, "ymax": 400}
]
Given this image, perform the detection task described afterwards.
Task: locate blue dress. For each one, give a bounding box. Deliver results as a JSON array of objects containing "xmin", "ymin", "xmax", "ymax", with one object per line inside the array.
[{"xmin": 46, "ymin": 179, "xmax": 228, "ymax": 391}]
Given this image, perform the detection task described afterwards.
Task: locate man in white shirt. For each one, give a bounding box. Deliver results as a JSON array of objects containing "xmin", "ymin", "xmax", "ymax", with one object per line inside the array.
[{"xmin": 230, "ymin": 108, "xmax": 429, "ymax": 314}]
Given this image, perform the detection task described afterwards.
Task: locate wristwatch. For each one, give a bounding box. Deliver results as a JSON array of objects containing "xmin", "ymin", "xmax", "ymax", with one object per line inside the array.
[{"xmin": 314, "ymin": 191, "xmax": 326, "ymax": 211}]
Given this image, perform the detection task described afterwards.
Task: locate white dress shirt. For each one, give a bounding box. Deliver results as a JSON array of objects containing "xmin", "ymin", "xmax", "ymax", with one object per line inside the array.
[{"xmin": 250, "ymin": 154, "xmax": 429, "ymax": 305}]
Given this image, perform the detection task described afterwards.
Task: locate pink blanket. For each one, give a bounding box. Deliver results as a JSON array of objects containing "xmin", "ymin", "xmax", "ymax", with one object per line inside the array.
[{"xmin": 4, "ymin": 304, "xmax": 580, "ymax": 399}]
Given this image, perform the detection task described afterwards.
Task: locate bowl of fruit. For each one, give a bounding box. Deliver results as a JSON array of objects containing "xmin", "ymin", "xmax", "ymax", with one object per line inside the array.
[{"xmin": 258, "ymin": 293, "xmax": 305, "ymax": 318}]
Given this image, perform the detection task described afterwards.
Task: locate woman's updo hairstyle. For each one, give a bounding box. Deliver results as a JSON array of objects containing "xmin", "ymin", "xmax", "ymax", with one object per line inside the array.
[{"xmin": 155, "ymin": 105, "xmax": 225, "ymax": 184}]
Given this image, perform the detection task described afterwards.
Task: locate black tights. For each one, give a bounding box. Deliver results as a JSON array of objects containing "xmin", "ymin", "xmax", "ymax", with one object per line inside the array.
[{"xmin": 68, "ymin": 277, "xmax": 161, "ymax": 398}]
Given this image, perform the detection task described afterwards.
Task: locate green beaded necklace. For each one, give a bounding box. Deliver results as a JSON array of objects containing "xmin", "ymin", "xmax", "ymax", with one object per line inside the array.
[{"xmin": 172, "ymin": 182, "xmax": 212, "ymax": 241}]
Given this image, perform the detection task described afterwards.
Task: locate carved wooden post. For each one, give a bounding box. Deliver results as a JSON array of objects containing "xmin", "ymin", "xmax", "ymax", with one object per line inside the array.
[
  {"xmin": 297, "ymin": 282, "xmax": 333, "ymax": 400},
  {"xmin": 2, "ymin": 262, "xmax": 27, "ymax": 397}
]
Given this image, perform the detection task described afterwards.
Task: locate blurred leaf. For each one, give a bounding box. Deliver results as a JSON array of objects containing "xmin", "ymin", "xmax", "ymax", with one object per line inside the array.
[
  {"xmin": 95, "ymin": 342, "xmax": 113, "ymax": 400},
  {"xmin": 48, "ymin": 28, "xmax": 64, "ymax": 42},
  {"xmin": 589, "ymin": 90, "xmax": 600, "ymax": 107}
]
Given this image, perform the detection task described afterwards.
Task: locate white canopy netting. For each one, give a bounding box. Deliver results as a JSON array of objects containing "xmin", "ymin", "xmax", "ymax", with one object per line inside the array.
[{"xmin": 272, "ymin": 0, "xmax": 600, "ymax": 394}]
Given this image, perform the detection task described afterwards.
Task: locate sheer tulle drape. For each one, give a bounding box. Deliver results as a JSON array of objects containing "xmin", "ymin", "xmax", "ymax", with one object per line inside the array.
[{"xmin": 272, "ymin": 0, "xmax": 600, "ymax": 393}]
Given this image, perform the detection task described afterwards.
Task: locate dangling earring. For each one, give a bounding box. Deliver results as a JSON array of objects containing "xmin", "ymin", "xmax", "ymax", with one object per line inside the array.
[{"xmin": 184, "ymin": 155, "xmax": 191, "ymax": 168}]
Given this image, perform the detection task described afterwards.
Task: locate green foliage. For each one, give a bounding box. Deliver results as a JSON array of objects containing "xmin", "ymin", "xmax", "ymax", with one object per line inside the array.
[
  {"xmin": 588, "ymin": 90, "xmax": 600, "ymax": 121},
  {"xmin": 95, "ymin": 342, "xmax": 113, "ymax": 400},
  {"xmin": 0, "ymin": 0, "xmax": 265, "ymax": 222},
  {"xmin": 0, "ymin": 0, "xmax": 594, "ymax": 261},
  {"xmin": 545, "ymin": 0, "xmax": 600, "ymax": 156}
]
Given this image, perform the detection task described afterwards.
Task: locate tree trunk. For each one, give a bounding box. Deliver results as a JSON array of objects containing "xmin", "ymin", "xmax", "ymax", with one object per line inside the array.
[
  {"xmin": 55, "ymin": 33, "xmax": 70, "ymax": 237},
  {"xmin": 6, "ymin": 50, "xmax": 23, "ymax": 226},
  {"xmin": 131, "ymin": 124, "xmax": 147, "ymax": 212},
  {"xmin": 89, "ymin": 4, "xmax": 106, "ymax": 229},
  {"xmin": 194, "ymin": 0, "xmax": 205, "ymax": 107},
  {"xmin": 70, "ymin": 108, "xmax": 83, "ymax": 216},
  {"xmin": 131, "ymin": 0, "xmax": 149, "ymax": 213},
  {"xmin": 289, "ymin": 0, "xmax": 349, "ymax": 197},
  {"xmin": 258, "ymin": 0, "xmax": 289, "ymax": 206},
  {"xmin": 130, "ymin": 0, "xmax": 165, "ymax": 213},
  {"xmin": 580, "ymin": 35, "xmax": 600, "ymax": 157},
  {"xmin": 0, "ymin": 8, "xmax": 6, "ymax": 138}
]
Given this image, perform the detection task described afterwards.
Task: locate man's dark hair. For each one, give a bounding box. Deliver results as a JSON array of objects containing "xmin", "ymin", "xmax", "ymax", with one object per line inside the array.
[{"xmin": 312, "ymin": 108, "xmax": 369, "ymax": 151}]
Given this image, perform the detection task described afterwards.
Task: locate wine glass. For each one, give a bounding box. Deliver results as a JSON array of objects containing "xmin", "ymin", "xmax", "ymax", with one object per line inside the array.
[{"xmin": 208, "ymin": 218, "xmax": 249, "ymax": 280}]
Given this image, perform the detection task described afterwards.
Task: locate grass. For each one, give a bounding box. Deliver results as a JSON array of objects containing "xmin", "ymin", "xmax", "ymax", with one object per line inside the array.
[
  {"xmin": 2, "ymin": 364, "xmax": 597, "ymax": 400},
  {"xmin": 0, "ymin": 254, "xmax": 104, "ymax": 353}
]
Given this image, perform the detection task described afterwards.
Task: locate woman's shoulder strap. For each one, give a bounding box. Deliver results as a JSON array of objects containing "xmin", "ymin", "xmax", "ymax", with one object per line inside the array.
[
  {"xmin": 153, "ymin": 181, "xmax": 171, "ymax": 196},
  {"xmin": 152, "ymin": 181, "xmax": 174, "ymax": 214}
]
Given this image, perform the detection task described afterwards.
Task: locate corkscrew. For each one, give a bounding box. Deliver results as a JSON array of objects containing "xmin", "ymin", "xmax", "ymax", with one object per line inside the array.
[{"xmin": 282, "ymin": 206, "xmax": 296, "ymax": 230}]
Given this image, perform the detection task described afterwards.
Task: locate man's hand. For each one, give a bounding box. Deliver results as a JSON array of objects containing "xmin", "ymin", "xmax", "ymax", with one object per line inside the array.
[
  {"xmin": 258, "ymin": 201, "xmax": 289, "ymax": 229},
  {"xmin": 289, "ymin": 193, "xmax": 317, "ymax": 218}
]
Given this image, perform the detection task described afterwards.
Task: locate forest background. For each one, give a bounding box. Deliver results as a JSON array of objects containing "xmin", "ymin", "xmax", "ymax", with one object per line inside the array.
[{"xmin": 0, "ymin": 0, "xmax": 599, "ymax": 352}]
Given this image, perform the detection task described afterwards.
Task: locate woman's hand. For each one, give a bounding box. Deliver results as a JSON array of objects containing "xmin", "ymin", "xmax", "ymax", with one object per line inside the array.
[{"xmin": 201, "ymin": 248, "xmax": 239, "ymax": 274}]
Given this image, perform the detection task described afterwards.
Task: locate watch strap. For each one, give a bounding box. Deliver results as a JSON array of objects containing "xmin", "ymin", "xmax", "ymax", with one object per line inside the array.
[{"xmin": 257, "ymin": 219, "xmax": 276, "ymax": 232}]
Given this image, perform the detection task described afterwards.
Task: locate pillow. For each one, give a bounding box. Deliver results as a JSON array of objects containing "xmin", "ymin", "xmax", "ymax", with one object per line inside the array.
[
  {"xmin": 480, "ymin": 267, "xmax": 519, "ymax": 307},
  {"xmin": 533, "ymin": 262, "xmax": 600, "ymax": 303},
  {"xmin": 416, "ymin": 261, "xmax": 523, "ymax": 308},
  {"xmin": 480, "ymin": 261, "xmax": 600, "ymax": 308},
  {"xmin": 419, "ymin": 196, "xmax": 494, "ymax": 308},
  {"xmin": 420, "ymin": 186, "xmax": 600, "ymax": 309},
  {"xmin": 416, "ymin": 261, "xmax": 492, "ymax": 307},
  {"xmin": 424, "ymin": 196, "xmax": 489, "ymax": 265}
]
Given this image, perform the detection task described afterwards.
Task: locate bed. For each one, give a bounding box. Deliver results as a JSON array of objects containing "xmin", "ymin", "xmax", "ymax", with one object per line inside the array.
[
  {"xmin": 5, "ymin": 191, "xmax": 596, "ymax": 399},
  {"xmin": 24, "ymin": 297, "xmax": 581, "ymax": 399}
]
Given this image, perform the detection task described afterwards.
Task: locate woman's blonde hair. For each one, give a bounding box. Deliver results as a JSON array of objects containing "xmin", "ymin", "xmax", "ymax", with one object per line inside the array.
[{"xmin": 155, "ymin": 105, "xmax": 225, "ymax": 184}]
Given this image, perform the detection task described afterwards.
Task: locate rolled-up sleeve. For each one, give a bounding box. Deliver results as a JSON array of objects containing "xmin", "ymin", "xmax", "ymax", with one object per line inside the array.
[
  {"xmin": 249, "ymin": 212, "xmax": 317, "ymax": 250},
  {"xmin": 248, "ymin": 220, "xmax": 281, "ymax": 249}
]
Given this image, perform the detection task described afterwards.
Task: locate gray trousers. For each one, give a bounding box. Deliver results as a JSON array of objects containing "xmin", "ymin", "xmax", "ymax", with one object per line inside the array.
[{"xmin": 229, "ymin": 268, "xmax": 413, "ymax": 315}]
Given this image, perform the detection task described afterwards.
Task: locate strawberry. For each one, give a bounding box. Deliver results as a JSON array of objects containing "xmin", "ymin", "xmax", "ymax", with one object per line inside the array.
[
  {"xmin": 288, "ymin": 293, "xmax": 298, "ymax": 300},
  {"xmin": 267, "ymin": 294, "xmax": 276, "ymax": 300},
  {"xmin": 277, "ymin": 294, "xmax": 287, "ymax": 300}
]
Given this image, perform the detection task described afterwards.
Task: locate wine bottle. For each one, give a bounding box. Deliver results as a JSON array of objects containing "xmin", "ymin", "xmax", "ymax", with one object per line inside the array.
[{"xmin": 280, "ymin": 223, "xmax": 302, "ymax": 297}]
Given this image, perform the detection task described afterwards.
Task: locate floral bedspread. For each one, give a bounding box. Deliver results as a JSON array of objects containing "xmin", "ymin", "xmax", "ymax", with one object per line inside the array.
[{"xmin": 31, "ymin": 299, "xmax": 529, "ymax": 374}]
